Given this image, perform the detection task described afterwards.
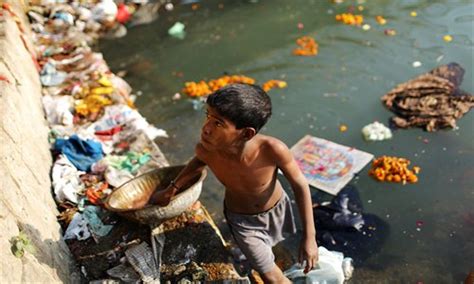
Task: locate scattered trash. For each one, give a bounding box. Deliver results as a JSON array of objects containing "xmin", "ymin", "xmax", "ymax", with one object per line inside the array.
[
  {"xmin": 412, "ymin": 61, "xmax": 422, "ymax": 68},
  {"xmin": 168, "ymin": 21, "xmax": 186, "ymax": 39},
  {"xmin": 361, "ymin": 121, "xmax": 392, "ymax": 141},
  {"xmin": 125, "ymin": 242, "xmax": 160, "ymax": 282},
  {"xmin": 362, "ymin": 24, "xmax": 371, "ymax": 30},
  {"xmin": 116, "ymin": 3, "xmax": 131, "ymax": 24},
  {"xmin": 410, "ymin": 11, "xmax": 418, "ymax": 17},
  {"xmin": 339, "ymin": 124, "xmax": 348, "ymax": 132},
  {"xmin": 368, "ymin": 156, "xmax": 420, "ymax": 184},
  {"xmin": 172, "ymin": 93, "xmax": 181, "ymax": 100},
  {"xmin": 293, "ymin": 36, "xmax": 318, "ymax": 56},
  {"xmin": 64, "ymin": 212, "xmax": 91, "ymax": 240},
  {"xmin": 54, "ymin": 135, "xmax": 104, "ymax": 172},
  {"xmin": 284, "ymin": 247, "xmax": 352, "ymax": 284},
  {"xmin": 52, "ymin": 155, "xmax": 85, "ymax": 204},
  {"xmin": 165, "ymin": 3, "xmax": 174, "ymax": 11},
  {"xmin": 384, "ymin": 28, "xmax": 396, "ymax": 36}
]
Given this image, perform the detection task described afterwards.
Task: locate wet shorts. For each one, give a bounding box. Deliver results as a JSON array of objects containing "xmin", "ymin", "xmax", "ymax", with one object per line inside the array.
[{"xmin": 224, "ymin": 191, "xmax": 297, "ymax": 274}]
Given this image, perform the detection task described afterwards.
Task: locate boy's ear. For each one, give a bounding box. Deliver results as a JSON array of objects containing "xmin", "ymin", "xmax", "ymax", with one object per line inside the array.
[{"xmin": 242, "ymin": 127, "xmax": 256, "ymax": 140}]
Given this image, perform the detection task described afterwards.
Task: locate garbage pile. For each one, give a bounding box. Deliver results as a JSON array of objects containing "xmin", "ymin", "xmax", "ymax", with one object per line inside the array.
[
  {"xmin": 382, "ymin": 63, "xmax": 474, "ymax": 131},
  {"xmin": 15, "ymin": 0, "xmax": 248, "ymax": 282},
  {"xmin": 28, "ymin": 0, "xmax": 166, "ymax": 40}
]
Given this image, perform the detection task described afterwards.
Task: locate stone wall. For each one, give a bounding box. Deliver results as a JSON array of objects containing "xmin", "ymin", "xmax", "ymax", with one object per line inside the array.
[{"xmin": 0, "ymin": 1, "xmax": 76, "ymax": 282}]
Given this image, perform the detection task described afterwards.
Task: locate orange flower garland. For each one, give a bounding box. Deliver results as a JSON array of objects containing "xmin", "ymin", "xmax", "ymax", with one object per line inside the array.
[
  {"xmin": 262, "ymin": 80, "xmax": 287, "ymax": 92},
  {"xmin": 182, "ymin": 75, "xmax": 288, "ymax": 97},
  {"xmin": 182, "ymin": 75, "xmax": 255, "ymax": 97}
]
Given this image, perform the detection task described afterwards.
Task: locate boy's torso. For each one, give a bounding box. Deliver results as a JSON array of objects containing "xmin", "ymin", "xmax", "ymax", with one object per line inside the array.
[{"xmin": 197, "ymin": 135, "xmax": 284, "ymax": 214}]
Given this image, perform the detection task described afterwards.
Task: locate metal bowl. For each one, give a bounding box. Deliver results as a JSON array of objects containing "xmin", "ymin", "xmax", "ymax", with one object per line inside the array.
[{"xmin": 105, "ymin": 165, "xmax": 207, "ymax": 226}]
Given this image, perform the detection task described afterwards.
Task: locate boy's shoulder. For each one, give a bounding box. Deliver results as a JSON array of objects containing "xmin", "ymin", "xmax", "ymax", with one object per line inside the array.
[{"xmin": 256, "ymin": 134, "xmax": 290, "ymax": 154}]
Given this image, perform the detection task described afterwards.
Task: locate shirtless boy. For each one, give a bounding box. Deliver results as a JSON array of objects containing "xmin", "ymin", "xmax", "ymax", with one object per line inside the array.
[{"xmin": 151, "ymin": 83, "xmax": 318, "ymax": 283}]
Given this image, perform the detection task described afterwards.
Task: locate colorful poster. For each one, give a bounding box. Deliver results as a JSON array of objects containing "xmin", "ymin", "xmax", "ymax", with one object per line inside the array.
[{"xmin": 290, "ymin": 135, "xmax": 373, "ymax": 195}]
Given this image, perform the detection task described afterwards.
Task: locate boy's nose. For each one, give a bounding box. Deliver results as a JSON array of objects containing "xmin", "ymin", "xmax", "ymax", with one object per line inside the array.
[{"xmin": 202, "ymin": 122, "xmax": 211, "ymax": 135}]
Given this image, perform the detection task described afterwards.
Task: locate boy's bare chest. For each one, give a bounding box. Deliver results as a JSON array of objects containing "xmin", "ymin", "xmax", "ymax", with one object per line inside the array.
[{"xmin": 207, "ymin": 156, "xmax": 276, "ymax": 190}]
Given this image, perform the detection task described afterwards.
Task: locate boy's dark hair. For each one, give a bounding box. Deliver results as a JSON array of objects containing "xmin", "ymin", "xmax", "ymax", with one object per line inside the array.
[{"xmin": 206, "ymin": 83, "xmax": 272, "ymax": 132}]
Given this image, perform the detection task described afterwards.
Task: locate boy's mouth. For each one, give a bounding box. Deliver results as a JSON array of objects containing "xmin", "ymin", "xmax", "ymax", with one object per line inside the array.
[{"xmin": 200, "ymin": 135, "xmax": 211, "ymax": 145}]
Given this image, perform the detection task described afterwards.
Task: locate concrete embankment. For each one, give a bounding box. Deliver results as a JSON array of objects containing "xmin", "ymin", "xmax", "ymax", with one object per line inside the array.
[{"xmin": 0, "ymin": 1, "xmax": 76, "ymax": 282}]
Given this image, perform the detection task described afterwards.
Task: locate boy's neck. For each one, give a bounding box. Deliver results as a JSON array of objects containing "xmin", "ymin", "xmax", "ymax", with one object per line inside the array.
[{"xmin": 221, "ymin": 137, "xmax": 253, "ymax": 161}]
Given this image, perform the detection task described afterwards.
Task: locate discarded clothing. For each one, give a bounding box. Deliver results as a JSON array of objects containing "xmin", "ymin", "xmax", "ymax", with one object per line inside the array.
[
  {"xmin": 82, "ymin": 205, "xmax": 113, "ymax": 237},
  {"xmin": 40, "ymin": 62, "xmax": 67, "ymax": 86},
  {"xmin": 52, "ymin": 155, "xmax": 85, "ymax": 203},
  {"xmin": 64, "ymin": 212, "xmax": 91, "ymax": 240},
  {"xmin": 382, "ymin": 63, "xmax": 474, "ymax": 131},
  {"xmin": 125, "ymin": 242, "xmax": 160, "ymax": 282},
  {"xmin": 313, "ymin": 185, "xmax": 389, "ymax": 264},
  {"xmin": 42, "ymin": 95, "xmax": 74, "ymax": 126},
  {"xmin": 55, "ymin": 135, "xmax": 103, "ymax": 172}
]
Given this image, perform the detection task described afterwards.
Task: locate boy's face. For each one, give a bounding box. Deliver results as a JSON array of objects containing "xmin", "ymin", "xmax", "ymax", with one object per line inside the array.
[{"xmin": 200, "ymin": 106, "xmax": 245, "ymax": 151}]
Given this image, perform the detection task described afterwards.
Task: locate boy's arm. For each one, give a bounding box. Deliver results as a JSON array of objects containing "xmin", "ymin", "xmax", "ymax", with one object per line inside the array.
[
  {"xmin": 149, "ymin": 155, "xmax": 206, "ymax": 206},
  {"xmin": 270, "ymin": 140, "xmax": 318, "ymax": 273}
]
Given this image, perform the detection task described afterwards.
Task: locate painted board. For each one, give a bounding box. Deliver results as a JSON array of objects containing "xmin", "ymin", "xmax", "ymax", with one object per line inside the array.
[{"xmin": 290, "ymin": 135, "xmax": 373, "ymax": 195}]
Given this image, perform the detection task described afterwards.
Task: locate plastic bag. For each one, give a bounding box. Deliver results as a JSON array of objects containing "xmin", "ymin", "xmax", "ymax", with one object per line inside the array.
[{"xmin": 284, "ymin": 246, "xmax": 353, "ymax": 284}]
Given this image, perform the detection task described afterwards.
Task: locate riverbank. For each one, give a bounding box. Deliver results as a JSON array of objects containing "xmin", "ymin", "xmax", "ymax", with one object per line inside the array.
[{"xmin": 0, "ymin": 0, "xmax": 245, "ymax": 282}]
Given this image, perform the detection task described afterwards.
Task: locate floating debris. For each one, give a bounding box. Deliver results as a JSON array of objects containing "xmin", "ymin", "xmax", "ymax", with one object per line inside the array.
[
  {"xmin": 335, "ymin": 13, "xmax": 363, "ymax": 26},
  {"xmin": 182, "ymin": 75, "xmax": 255, "ymax": 97},
  {"xmin": 262, "ymin": 80, "xmax": 287, "ymax": 92},
  {"xmin": 361, "ymin": 121, "xmax": 392, "ymax": 141},
  {"xmin": 384, "ymin": 29, "xmax": 397, "ymax": 36},
  {"xmin": 369, "ymin": 156, "xmax": 420, "ymax": 184},
  {"xmin": 412, "ymin": 61, "xmax": 422, "ymax": 68},
  {"xmin": 168, "ymin": 22, "xmax": 186, "ymax": 39},
  {"xmin": 410, "ymin": 11, "xmax": 418, "ymax": 17},
  {"xmin": 382, "ymin": 63, "xmax": 474, "ymax": 131},
  {"xmin": 375, "ymin": 15, "xmax": 387, "ymax": 25},
  {"xmin": 293, "ymin": 36, "xmax": 318, "ymax": 56},
  {"xmin": 443, "ymin": 35, "xmax": 453, "ymax": 42}
]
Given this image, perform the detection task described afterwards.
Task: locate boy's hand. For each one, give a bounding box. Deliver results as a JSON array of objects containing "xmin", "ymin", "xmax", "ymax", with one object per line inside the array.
[{"xmin": 299, "ymin": 236, "xmax": 319, "ymax": 274}]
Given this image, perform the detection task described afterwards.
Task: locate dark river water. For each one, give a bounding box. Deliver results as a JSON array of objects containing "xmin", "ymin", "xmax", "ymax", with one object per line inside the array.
[{"xmin": 100, "ymin": 0, "xmax": 473, "ymax": 282}]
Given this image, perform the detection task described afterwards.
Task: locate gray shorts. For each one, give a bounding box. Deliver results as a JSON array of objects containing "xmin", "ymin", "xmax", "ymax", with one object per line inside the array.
[{"xmin": 224, "ymin": 191, "xmax": 297, "ymax": 274}]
